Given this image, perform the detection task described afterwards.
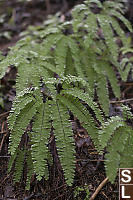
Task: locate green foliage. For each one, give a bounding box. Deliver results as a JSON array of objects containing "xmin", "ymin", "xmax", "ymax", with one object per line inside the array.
[
  {"xmin": 13, "ymin": 149, "xmax": 26, "ymax": 182},
  {"xmin": 105, "ymin": 125, "xmax": 133, "ymax": 183},
  {"xmin": 7, "ymin": 76, "xmax": 105, "ymax": 186},
  {"xmin": 0, "ymin": 0, "xmax": 133, "ymax": 188},
  {"xmin": 99, "ymin": 105, "xmax": 133, "ymax": 183},
  {"xmin": 1, "ymin": 0, "xmax": 131, "ymax": 114},
  {"xmin": 120, "ymin": 46, "xmax": 133, "ymax": 81},
  {"xmin": 25, "ymin": 150, "xmax": 34, "ymax": 190},
  {"xmin": 74, "ymin": 184, "xmax": 90, "ymax": 200}
]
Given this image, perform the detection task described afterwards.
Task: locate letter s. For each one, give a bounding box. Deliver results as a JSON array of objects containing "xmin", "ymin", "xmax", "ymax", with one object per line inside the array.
[{"xmin": 121, "ymin": 170, "xmax": 131, "ymax": 183}]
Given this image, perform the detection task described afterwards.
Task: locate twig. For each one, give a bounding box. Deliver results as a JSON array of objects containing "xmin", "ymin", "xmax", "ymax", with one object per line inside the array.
[
  {"xmin": 90, "ymin": 177, "xmax": 109, "ymax": 200},
  {"xmin": 0, "ymin": 121, "xmax": 7, "ymax": 152},
  {"xmin": 122, "ymin": 82, "xmax": 133, "ymax": 86},
  {"xmin": 0, "ymin": 173, "xmax": 11, "ymax": 187},
  {"xmin": 0, "ymin": 156, "xmax": 10, "ymax": 158},
  {"xmin": 0, "ymin": 111, "xmax": 9, "ymax": 119},
  {"xmin": 0, "ymin": 134, "xmax": 6, "ymax": 152},
  {"xmin": 110, "ymin": 98, "xmax": 133, "ymax": 104},
  {"xmin": 0, "ymin": 131, "xmax": 7, "ymax": 134}
]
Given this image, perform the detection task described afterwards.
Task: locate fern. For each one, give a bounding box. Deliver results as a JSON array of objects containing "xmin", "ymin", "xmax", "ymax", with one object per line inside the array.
[
  {"xmin": 105, "ymin": 125, "xmax": 133, "ymax": 183},
  {"xmin": 1, "ymin": 0, "xmax": 132, "ymax": 114},
  {"xmin": 8, "ymin": 90, "xmax": 38, "ymax": 155},
  {"xmin": 98, "ymin": 116, "xmax": 125, "ymax": 150},
  {"xmin": 13, "ymin": 149, "xmax": 26, "ymax": 182},
  {"xmin": 120, "ymin": 131, "xmax": 133, "ymax": 168},
  {"xmin": 62, "ymin": 87, "xmax": 104, "ymax": 123},
  {"xmin": 8, "ymin": 148, "xmax": 35, "ymax": 190},
  {"xmin": 30, "ymin": 102, "xmax": 51, "ymax": 181},
  {"xmin": 120, "ymin": 48, "xmax": 133, "ymax": 81},
  {"xmin": 99, "ymin": 105, "xmax": 133, "ymax": 183},
  {"xmin": 6, "ymin": 76, "xmax": 106, "ymax": 185},
  {"xmin": 25, "ymin": 150, "xmax": 34, "ymax": 190},
  {"xmin": 51, "ymin": 99, "xmax": 75, "ymax": 185},
  {"xmin": 0, "ymin": 0, "xmax": 133, "ymax": 188},
  {"xmin": 97, "ymin": 74, "xmax": 110, "ymax": 116},
  {"xmin": 58, "ymin": 94, "xmax": 99, "ymax": 147}
]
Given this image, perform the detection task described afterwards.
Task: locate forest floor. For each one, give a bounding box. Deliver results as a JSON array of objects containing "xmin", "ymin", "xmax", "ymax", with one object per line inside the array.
[{"xmin": 0, "ymin": 0, "xmax": 133, "ymax": 199}]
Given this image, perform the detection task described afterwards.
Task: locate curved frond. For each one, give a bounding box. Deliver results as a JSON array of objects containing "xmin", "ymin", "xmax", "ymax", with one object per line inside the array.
[
  {"xmin": 99, "ymin": 116, "xmax": 125, "ymax": 150},
  {"xmin": 9, "ymin": 100, "xmax": 37, "ymax": 155},
  {"xmin": 105, "ymin": 126, "xmax": 131, "ymax": 183},
  {"xmin": 58, "ymin": 94, "xmax": 99, "ymax": 147},
  {"xmin": 63, "ymin": 87, "xmax": 104, "ymax": 123},
  {"xmin": 8, "ymin": 88, "xmax": 35, "ymax": 131},
  {"xmin": 111, "ymin": 10, "xmax": 132, "ymax": 32}
]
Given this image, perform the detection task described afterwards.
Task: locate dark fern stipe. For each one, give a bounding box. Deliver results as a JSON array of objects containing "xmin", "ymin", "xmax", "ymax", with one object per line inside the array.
[{"xmin": 0, "ymin": 0, "xmax": 133, "ymax": 189}]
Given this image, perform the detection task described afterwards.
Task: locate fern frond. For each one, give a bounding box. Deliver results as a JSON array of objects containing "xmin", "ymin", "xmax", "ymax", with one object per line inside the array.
[
  {"xmin": 96, "ymin": 74, "xmax": 109, "ymax": 116},
  {"xmin": 63, "ymin": 87, "xmax": 104, "ymax": 123},
  {"xmin": 58, "ymin": 94, "xmax": 99, "ymax": 147},
  {"xmin": 68, "ymin": 37, "xmax": 84, "ymax": 78},
  {"xmin": 119, "ymin": 59, "xmax": 132, "ymax": 81},
  {"xmin": 84, "ymin": 13, "xmax": 98, "ymax": 44},
  {"xmin": 51, "ymin": 99, "xmax": 75, "ymax": 186},
  {"xmin": 105, "ymin": 126, "xmax": 131, "ymax": 183},
  {"xmin": 111, "ymin": 18, "xmax": 128, "ymax": 47},
  {"xmin": 111, "ymin": 10, "xmax": 132, "ymax": 32},
  {"xmin": 40, "ymin": 27, "xmax": 60, "ymax": 39},
  {"xmin": 8, "ymin": 88, "xmax": 36, "ymax": 131},
  {"xmin": 0, "ymin": 37, "xmax": 32, "ymax": 73},
  {"xmin": 99, "ymin": 116, "xmax": 124, "ymax": 150},
  {"xmin": 72, "ymin": 4, "xmax": 88, "ymax": 33},
  {"xmin": 31, "ymin": 101, "xmax": 51, "ymax": 181},
  {"xmin": 79, "ymin": 50, "xmax": 96, "ymax": 95},
  {"xmin": 80, "ymin": 16, "xmax": 98, "ymax": 56},
  {"xmin": 119, "ymin": 128, "xmax": 133, "ymax": 168},
  {"xmin": 97, "ymin": 15, "xmax": 118, "ymax": 61},
  {"xmin": 14, "ymin": 149, "xmax": 26, "ymax": 182},
  {"xmin": 42, "ymin": 30, "xmax": 62, "ymax": 55},
  {"xmin": 121, "ymin": 104, "xmax": 133, "ymax": 120},
  {"xmin": 103, "ymin": 1, "xmax": 125, "ymax": 14},
  {"xmin": 8, "ymin": 148, "xmax": 18, "ymax": 173},
  {"xmin": 102, "ymin": 61, "xmax": 120, "ymax": 98},
  {"xmin": 9, "ymin": 100, "xmax": 37, "ymax": 155},
  {"xmin": 86, "ymin": 0, "xmax": 102, "ymax": 8},
  {"xmin": 25, "ymin": 150, "xmax": 34, "ymax": 190},
  {"xmin": 54, "ymin": 35, "xmax": 68, "ymax": 76},
  {"xmin": 65, "ymin": 46, "xmax": 76, "ymax": 76},
  {"xmin": 0, "ymin": 60, "xmax": 10, "ymax": 79}
]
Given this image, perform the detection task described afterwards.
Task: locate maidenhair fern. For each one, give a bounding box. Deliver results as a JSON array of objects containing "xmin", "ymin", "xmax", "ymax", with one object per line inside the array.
[
  {"xmin": 0, "ymin": 0, "xmax": 133, "ymax": 188},
  {"xmin": 7, "ymin": 76, "xmax": 104, "ymax": 186},
  {"xmin": 99, "ymin": 105, "xmax": 133, "ymax": 183},
  {"xmin": 1, "ymin": 0, "xmax": 132, "ymax": 114}
]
